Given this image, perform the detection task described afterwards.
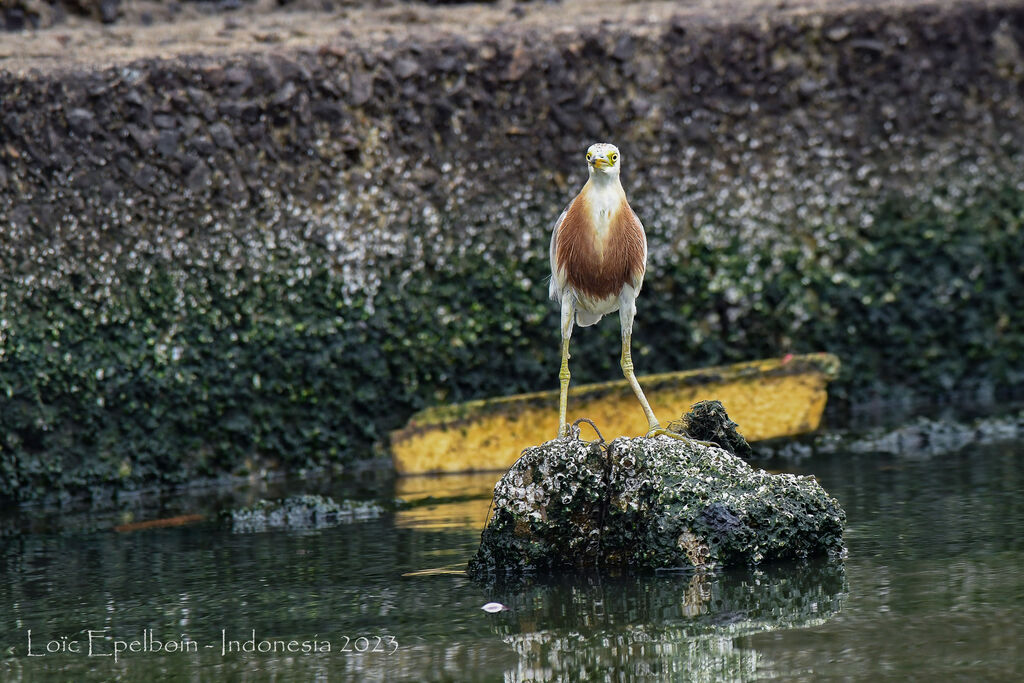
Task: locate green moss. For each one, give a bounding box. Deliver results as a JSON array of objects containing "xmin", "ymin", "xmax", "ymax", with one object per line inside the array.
[
  {"xmin": 668, "ymin": 399, "xmax": 753, "ymax": 458},
  {"xmin": 641, "ymin": 184, "xmax": 1024, "ymax": 402},
  {"xmin": 1, "ymin": 184, "xmax": 1022, "ymax": 504}
]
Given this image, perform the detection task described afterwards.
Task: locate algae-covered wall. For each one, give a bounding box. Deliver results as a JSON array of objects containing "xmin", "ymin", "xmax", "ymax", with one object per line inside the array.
[{"xmin": 2, "ymin": 1, "xmax": 1023, "ymax": 503}]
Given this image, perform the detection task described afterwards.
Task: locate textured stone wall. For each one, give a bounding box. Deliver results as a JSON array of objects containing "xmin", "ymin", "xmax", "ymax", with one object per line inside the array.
[{"xmin": 1, "ymin": 1, "xmax": 1023, "ymax": 502}]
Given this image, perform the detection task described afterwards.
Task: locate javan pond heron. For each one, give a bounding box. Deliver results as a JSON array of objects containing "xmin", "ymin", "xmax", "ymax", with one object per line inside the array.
[{"xmin": 549, "ymin": 142, "xmax": 675, "ymax": 439}]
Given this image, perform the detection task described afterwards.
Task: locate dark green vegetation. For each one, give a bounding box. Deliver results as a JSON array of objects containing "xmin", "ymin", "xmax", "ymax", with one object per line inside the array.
[
  {"xmin": 2, "ymin": 2, "xmax": 1024, "ymax": 503},
  {"xmin": 468, "ymin": 434, "xmax": 846, "ymax": 575}
]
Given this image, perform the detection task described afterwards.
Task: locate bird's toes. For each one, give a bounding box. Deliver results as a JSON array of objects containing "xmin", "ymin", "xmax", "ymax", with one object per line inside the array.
[{"xmin": 646, "ymin": 428, "xmax": 719, "ymax": 449}]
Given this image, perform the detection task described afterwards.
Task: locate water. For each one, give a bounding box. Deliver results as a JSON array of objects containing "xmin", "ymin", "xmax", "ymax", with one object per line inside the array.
[{"xmin": 1, "ymin": 432, "xmax": 1022, "ymax": 681}]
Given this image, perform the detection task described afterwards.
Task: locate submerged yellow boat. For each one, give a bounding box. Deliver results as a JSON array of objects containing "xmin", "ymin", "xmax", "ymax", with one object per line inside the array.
[{"xmin": 391, "ymin": 352, "xmax": 840, "ymax": 475}]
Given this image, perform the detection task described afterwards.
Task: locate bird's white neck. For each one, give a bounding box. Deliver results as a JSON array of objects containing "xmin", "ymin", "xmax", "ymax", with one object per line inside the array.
[
  {"xmin": 588, "ymin": 167, "xmax": 621, "ymax": 189},
  {"xmin": 584, "ymin": 172, "xmax": 626, "ymax": 242},
  {"xmin": 586, "ymin": 171, "xmax": 625, "ymax": 209}
]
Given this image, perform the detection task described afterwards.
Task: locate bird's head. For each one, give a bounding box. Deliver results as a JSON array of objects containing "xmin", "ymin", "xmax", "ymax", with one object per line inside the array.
[{"xmin": 585, "ymin": 142, "xmax": 621, "ymax": 180}]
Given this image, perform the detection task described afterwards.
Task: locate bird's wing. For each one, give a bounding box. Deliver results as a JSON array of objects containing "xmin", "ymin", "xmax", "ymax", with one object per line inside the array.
[
  {"xmin": 625, "ymin": 205, "xmax": 648, "ymax": 293},
  {"xmin": 548, "ymin": 205, "xmax": 570, "ymax": 302}
]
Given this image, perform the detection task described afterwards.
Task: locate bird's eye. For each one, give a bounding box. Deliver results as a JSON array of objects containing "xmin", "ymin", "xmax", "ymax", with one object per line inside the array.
[
  {"xmin": 586, "ymin": 152, "xmax": 593, "ymax": 161},
  {"xmin": 610, "ymin": 153, "xmax": 619, "ymax": 163}
]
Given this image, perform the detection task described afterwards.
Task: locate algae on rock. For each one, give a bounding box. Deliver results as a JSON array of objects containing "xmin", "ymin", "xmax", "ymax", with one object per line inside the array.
[
  {"xmin": 469, "ymin": 434, "xmax": 845, "ymax": 576},
  {"xmin": 667, "ymin": 399, "xmax": 753, "ymax": 458}
]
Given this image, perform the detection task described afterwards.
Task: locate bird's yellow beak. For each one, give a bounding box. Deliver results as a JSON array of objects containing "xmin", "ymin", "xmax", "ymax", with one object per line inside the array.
[{"xmin": 591, "ymin": 157, "xmax": 610, "ymax": 169}]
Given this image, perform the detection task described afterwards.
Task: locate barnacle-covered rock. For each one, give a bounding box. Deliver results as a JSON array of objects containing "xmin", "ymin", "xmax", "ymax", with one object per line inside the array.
[
  {"xmin": 469, "ymin": 435, "xmax": 845, "ymax": 576},
  {"xmin": 228, "ymin": 494, "xmax": 387, "ymax": 532}
]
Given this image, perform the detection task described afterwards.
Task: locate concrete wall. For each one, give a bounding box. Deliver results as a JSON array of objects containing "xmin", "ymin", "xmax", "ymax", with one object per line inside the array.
[{"xmin": 1, "ymin": 0, "xmax": 1023, "ymax": 502}]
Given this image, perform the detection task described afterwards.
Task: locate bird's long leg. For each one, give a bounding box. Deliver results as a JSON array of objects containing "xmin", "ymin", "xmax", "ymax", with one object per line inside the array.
[
  {"xmin": 619, "ymin": 299, "xmax": 716, "ymax": 446},
  {"xmin": 619, "ymin": 299, "xmax": 659, "ymax": 431},
  {"xmin": 557, "ymin": 292, "xmax": 575, "ymax": 438}
]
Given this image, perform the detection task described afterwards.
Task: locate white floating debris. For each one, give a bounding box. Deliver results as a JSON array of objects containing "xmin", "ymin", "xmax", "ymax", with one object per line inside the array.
[{"xmin": 481, "ymin": 602, "xmax": 507, "ymax": 613}]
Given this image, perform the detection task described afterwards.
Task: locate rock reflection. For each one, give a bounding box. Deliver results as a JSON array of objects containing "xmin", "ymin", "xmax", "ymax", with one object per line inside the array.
[{"xmin": 485, "ymin": 561, "xmax": 847, "ymax": 682}]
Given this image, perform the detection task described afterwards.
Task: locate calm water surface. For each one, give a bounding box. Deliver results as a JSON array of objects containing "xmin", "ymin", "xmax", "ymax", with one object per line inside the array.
[{"xmin": 1, "ymin": 428, "xmax": 1021, "ymax": 681}]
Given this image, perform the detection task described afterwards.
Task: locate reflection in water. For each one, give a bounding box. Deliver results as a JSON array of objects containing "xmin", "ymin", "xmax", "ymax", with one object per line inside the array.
[
  {"xmin": 394, "ymin": 473, "xmax": 497, "ymax": 531},
  {"xmin": 487, "ymin": 562, "xmax": 846, "ymax": 682},
  {"xmin": 742, "ymin": 441, "xmax": 1024, "ymax": 680}
]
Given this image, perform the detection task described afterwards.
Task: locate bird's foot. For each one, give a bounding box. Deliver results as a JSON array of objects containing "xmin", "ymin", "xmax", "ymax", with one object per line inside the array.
[
  {"xmin": 645, "ymin": 427, "xmax": 717, "ymax": 449},
  {"xmin": 557, "ymin": 419, "xmax": 605, "ymax": 444}
]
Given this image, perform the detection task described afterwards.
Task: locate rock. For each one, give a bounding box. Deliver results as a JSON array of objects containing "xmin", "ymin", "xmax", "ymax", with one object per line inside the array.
[
  {"xmin": 228, "ymin": 494, "xmax": 387, "ymax": 532},
  {"xmin": 272, "ymin": 80, "xmax": 297, "ymax": 105},
  {"xmin": 394, "ymin": 57, "xmax": 420, "ymax": 79},
  {"xmin": 99, "ymin": 0, "xmax": 118, "ymax": 24},
  {"xmin": 180, "ymin": 114, "xmax": 202, "ymax": 136},
  {"xmin": 436, "ymin": 55, "xmax": 459, "ymax": 72},
  {"xmin": 10, "ymin": 204, "xmax": 34, "ymax": 229},
  {"xmin": 502, "ymin": 44, "xmax": 531, "ymax": 81},
  {"xmin": 239, "ymin": 101, "xmax": 262, "ymax": 125},
  {"xmin": 132, "ymin": 163, "xmax": 157, "ymax": 189},
  {"xmin": 185, "ymin": 159, "xmax": 211, "ymax": 192},
  {"xmin": 187, "ymin": 134, "xmax": 215, "ymax": 156},
  {"xmin": 156, "ymin": 129, "xmax": 179, "ymax": 157},
  {"xmin": 311, "ymin": 100, "xmax": 344, "ymax": 123},
  {"xmin": 612, "ymin": 35, "xmax": 636, "ymax": 61},
  {"xmin": 4, "ymin": 7, "xmax": 27, "ymax": 31},
  {"xmin": 153, "ymin": 113, "xmax": 177, "ymax": 129},
  {"xmin": 224, "ymin": 166, "xmax": 248, "ymax": 201},
  {"xmin": 826, "ymin": 25, "xmax": 851, "ymax": 42},
  {"xmin": 208, "ymin": 121, "xmax": 237, "ymax": 149},
  {"xmin": 66, "ymin": 108, "xmax": 95, "ymax": 136},
  {"xmin": 349, "ymin": 71, "xmax": 374, "ymax": 106},
  {"xmin": 71, "ymin": 168, "xmax": 101, "ymax": 189},
  {"xmin": 125, "ymin": 123, "xmax": 156, "ymax": 152},
  {"xmin": 224, "ymin": 66, "xmax": 253, "ymax": 94},
  {"xmin": 762, "ymin": 410, "xmax": 1024, "ymax": 461},
  {"xmin": 99, "ymin": 179, "xmax": 119, "ymax": 202},
  {"xmin": 468, "ymin": 431, "xmax": 845, "ymax": 576}
]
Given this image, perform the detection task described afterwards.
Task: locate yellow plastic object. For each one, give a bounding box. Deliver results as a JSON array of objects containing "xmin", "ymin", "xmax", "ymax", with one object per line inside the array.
[{"xmin": 391, "ymin": 353, "xmax": 840, "ymax": 475}]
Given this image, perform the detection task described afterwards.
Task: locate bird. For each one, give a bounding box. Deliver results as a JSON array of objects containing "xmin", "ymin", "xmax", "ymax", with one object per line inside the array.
[{"xmin": 548, "ymin": 142, "xmax": 666, "ymax": 439}]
